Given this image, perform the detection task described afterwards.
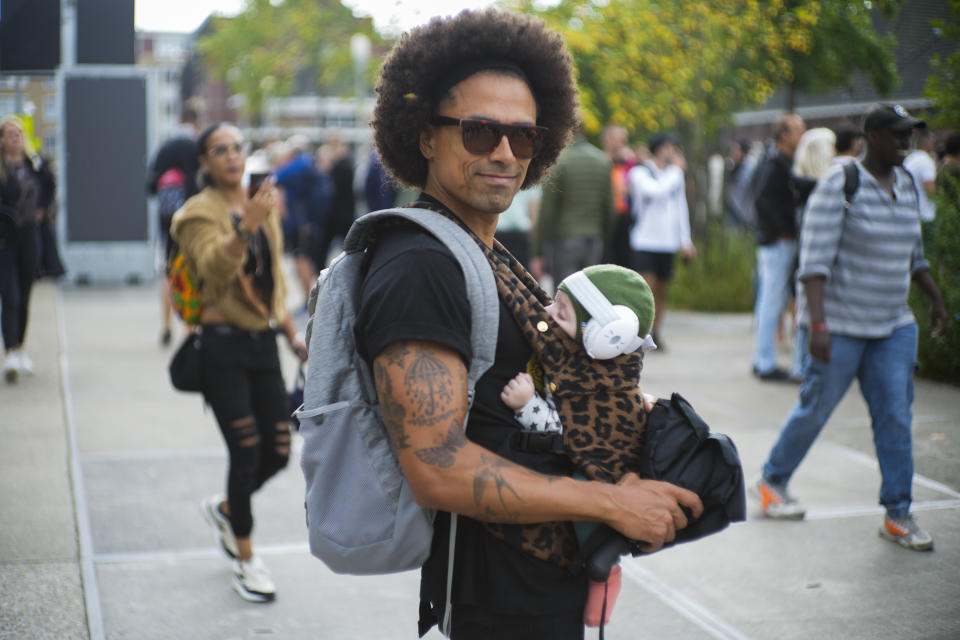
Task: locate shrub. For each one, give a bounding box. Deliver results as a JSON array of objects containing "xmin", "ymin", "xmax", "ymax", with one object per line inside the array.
[
  {"xmin": 669, "ymin": 220, "xmax": 755, "ymax": 312},
  {"xmin": 910, "ymin": 181, "xmax": 960, "ymax": 385}
]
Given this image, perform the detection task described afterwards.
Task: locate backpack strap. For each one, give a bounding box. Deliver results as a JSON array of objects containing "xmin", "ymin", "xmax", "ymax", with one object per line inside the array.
[
  {"xmin": 345, "ymin": 207, "xmax": 499, "ymax": 393},
  {"xmin": 347, "ymin": 207, "xmax": 498, "ymax": 638},
  {"xmin": 842, "ymin": 161, "xmax": 859, "ymax": 214}
]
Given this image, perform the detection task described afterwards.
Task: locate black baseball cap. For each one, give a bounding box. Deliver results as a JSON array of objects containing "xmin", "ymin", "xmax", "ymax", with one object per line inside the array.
[{"xmin": 863, "ymin": 104, "xmax": 926, "ymax": 133}]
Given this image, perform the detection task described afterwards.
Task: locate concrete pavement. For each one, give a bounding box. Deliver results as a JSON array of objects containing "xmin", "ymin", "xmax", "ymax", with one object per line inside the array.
[{"xmin": 2, "ymin": 279, "xmax": 959, "ymax": 639}]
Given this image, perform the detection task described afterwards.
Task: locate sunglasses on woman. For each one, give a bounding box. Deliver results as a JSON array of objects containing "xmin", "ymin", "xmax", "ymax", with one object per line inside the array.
[
  {"xmin": 430, "ymin": 115, "xmax": 548, "ymax": 159},
  {"xmin": 208, "ymin": 142, "xmax": 248, "ymax": 158}
]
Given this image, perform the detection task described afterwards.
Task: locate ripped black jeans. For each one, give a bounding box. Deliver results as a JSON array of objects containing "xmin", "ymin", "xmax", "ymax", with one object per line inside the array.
[{"xmin": 200, "ymin": 325, "xmax": 290, "ymax": 539}]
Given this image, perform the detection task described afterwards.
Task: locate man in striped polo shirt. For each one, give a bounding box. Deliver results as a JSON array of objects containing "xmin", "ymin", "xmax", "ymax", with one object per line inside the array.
[{"xmin": 752, "ymin": 104, "xmax": 947, "ymax": 551}]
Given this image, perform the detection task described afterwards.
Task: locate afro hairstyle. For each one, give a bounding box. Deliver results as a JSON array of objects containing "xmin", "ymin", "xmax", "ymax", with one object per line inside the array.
[{"xmin": 371, "ymin": 8, "xmax": 579, "ymax": 190}]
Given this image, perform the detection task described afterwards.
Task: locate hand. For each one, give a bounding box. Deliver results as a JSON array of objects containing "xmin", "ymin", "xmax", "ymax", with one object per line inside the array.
[
  {"xmin": 607, "ymin": 473, "xmax": 704, "ymax": 553},
  {"xmin": 930, "ymin": 301, "xmax": 948, "ymax": 339},
  {"xmin": 680, "ymin": 245, "xmax": 696, "ymax": 262},
  {"xmin": 809, "ymin": 329, "xmax": 831, "ymax": 364},
  {"xmin": 640, "ymin": 390, "xmax": 657, "ymax": 413},
  {"xmin": 290, "ymin": 337, "xmax": 308, "ymax": 363},
  {"xmin": 501, "ymin": 372, "xmax": 535, "ymax": 410},
  {"xmin": 530, "ymin": 257, "xmax": 545, "ymax": 281},
  {"xmin": 671, "ymin": 149, "xmax": 687, "ymax": 172},
  {"xmin": 241, "ymin": 177, "xmax": 277, "ymax": 232}
]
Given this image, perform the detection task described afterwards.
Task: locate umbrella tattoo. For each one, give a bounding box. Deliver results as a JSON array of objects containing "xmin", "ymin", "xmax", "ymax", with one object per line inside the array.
[{"xmin": 405, "ymin": 353, "xmax": 453, "ymax": 420}]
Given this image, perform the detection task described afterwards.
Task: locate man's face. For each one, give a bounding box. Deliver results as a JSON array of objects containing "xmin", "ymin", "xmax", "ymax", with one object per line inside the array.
[
  {"xmin": 783, "ymin": 116, "xmax": 806, "ymax": 155},
  {"xmin": 420, "ymin": 72, "xmax": 537, "ymax": 219},
  {"xmin": 868, "ymin": 127, "xmax": 913, "ymax": 168}
]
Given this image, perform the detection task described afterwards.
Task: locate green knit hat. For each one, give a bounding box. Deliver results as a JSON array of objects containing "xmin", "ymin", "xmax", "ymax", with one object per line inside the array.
[{"xmin": 557, "ymin": 264, "xmax": 655, "ymax": 342}]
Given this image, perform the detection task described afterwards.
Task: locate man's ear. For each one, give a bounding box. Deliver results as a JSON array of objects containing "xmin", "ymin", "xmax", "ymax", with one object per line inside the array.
[{"xmin": 419, "ymin": 128, "xmax": 435, "ymax": 160}]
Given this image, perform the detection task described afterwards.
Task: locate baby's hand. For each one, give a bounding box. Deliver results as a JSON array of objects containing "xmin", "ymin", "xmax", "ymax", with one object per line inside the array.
[{"xmin": 501, "ymin": 372, "xmax": 535, "ymax": 410}]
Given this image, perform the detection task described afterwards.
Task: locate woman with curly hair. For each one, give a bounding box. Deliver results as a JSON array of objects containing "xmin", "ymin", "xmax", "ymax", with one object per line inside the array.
[{"xmin": 354, "ymin": 9, "xmax": 701, "ymax": 638}]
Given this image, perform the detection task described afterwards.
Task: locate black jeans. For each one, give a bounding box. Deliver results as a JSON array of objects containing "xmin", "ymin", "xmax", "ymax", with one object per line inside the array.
[
  {"xmin": 200, "ymin": 325, "xmax": 290, "ymax": 538},
  {"xmin": 0, "ymin": 223, "xmax": 38, "ymax": 350}
]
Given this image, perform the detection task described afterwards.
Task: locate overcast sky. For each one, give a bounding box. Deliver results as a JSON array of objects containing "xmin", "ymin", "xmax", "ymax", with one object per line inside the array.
[{"xmin": 134, "ymin": 0, "xmax": 496, "ymax": 36}]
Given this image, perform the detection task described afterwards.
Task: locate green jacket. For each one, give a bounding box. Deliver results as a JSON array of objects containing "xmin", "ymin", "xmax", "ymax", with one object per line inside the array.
[{"xmin": 533, "ymin": 138, "xmax": 615, "ymax": 257}]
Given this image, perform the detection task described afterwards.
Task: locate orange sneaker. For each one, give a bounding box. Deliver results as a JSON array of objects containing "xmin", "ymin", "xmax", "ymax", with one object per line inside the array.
[
  {"xmin": 752, "ymin": 476, "xmax": 806, "ymax": 520},
  {"xmin": 879, "ymin": 514, "xmax": 933, "ymax": 551}
]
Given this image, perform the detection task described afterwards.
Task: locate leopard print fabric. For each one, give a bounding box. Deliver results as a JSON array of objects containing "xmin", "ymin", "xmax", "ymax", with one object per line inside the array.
[{"xmin": 481, "ymin": 239, "xmax": 649, "ymax": 485}]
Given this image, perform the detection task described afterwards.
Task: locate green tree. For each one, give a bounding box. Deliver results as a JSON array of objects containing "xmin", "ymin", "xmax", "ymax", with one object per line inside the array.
[
  {"xmin": 785, "ymin": 0, "xmax": 901, "ymax": 110},
  {"xmin": 197, "ymin": 0, "xmax": 380, "ymax": 124},
  {"xmin": 925, "ymin": 0, "xmax": 960, "ymax": 127},
  {"xmin": 512, "ymin": 0, "xmax": 818, "ymax": 234},
  {"xmin": 520, "ymin": 0, "xmax": 817, "ymax": 142}
]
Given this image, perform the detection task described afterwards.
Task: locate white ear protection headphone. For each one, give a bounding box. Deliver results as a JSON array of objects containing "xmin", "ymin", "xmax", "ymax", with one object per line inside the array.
[{"xmin": 562, "ymin": 271, "xmax": 647, "ymax": 360}]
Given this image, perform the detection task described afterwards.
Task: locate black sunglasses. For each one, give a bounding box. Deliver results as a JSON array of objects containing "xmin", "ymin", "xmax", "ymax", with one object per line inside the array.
[{"xmin": 430, "ymin": 115, "xmax": 548, "ymax": 159}]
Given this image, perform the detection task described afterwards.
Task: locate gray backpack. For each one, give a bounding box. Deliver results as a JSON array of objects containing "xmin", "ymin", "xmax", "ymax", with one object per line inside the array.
[{"xmin": 297, "ymin": 208, "xmax": 498, "ymax": 581}]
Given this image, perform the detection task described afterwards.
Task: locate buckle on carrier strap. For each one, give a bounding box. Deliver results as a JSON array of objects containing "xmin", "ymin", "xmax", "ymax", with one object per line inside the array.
[{"xmin": 511, "ymin": 430, "xmax": 564, "ymax": 455}]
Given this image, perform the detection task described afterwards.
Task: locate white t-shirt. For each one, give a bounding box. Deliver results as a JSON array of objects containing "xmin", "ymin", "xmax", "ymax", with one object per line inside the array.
[
  {"xmin": 903, "ymin": 150, "xmax": 937, "ymax": 222},
  {"xmin": 627, "ymin": 162, "xmax": 692, "ymax": 252}
]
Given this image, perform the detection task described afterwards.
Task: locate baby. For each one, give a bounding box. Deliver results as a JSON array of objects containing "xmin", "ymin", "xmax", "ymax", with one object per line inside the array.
[{"xmin": 501, "ymin": 264, "xmax": 656, "ymax": 626}]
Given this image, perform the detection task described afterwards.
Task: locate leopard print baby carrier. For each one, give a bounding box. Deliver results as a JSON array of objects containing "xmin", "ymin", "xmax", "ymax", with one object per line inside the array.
[{"xmin": 409, "ymin": 201, "xmax": 647, "ymax": 568}]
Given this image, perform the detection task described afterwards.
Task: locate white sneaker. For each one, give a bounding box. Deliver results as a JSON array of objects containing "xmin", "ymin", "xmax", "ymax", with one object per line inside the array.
[
  {"xmin": 751, "ymin": 476, "xmax": 807, "ymax": 520},
  {"xmin": 3, "ymin": 352, "xmax": 19, "ymax": 383},
  {"xmin": 879, "ymin": 514, "xmax": 934, "ymax": 551},
  {"xmin": 233, "ymin": 556, "xmax": 276, "ymax": 602},
  {"xmin": 201, "ymin": 494, "xmax": 238, "ymax": 559},
  {"xmin": 17, "ymin": 351, "xmax": 34, "ymax": 375}
]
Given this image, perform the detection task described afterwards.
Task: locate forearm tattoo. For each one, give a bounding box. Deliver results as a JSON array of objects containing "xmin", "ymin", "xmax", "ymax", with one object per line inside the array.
[
  {"xmin": 414, "ymin": 419, "xmax": 468, "ymax": 469},
  {"xmin": 373, "ymin": 358, "xmax": 410, "ymax": 451},
  {"xmin": 473, "ymin": 453, "xmax": 525, "ymax": 519}
]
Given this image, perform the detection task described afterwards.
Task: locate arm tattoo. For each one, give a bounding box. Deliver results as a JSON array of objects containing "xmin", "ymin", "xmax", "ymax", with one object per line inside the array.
[
  {"xmin": 404, "ymin": 348, "xmax": 457, "ymax": 427},
  {"xmin": 473, "ymin": 454, "xmax": 525, "ymax": 518},
  {"xmin": 383, "ymin": 343, "xmax": 410, "ymax": 368},
  {"xmin": 373, "ymin": 359, "xmax": 410, "ymax": 450},
  {"xmin": 414, "ymin": 419, "xmax": 468, "ymax": 469}
]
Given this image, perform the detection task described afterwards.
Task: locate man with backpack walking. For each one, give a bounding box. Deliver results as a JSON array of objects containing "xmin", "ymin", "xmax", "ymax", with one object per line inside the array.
[
  {"xmin": 319, "ymin": 10, "xmax": 702, "ymax": 638},
  {"xmin": 752, "ymin": 104, "xmax": 947, "ymax": 551}
]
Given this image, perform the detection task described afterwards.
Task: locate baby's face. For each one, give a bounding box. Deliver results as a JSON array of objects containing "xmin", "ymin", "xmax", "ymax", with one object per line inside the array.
[{"xmin": 545, "ymin": 290, "xmax": 579, "ymax": 339}]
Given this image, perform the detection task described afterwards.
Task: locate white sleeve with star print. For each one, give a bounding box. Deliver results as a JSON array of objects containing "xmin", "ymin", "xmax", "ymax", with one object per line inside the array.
[{"xmin": 514, "ymin": 393, "xmax": 563, "ymax": 433}]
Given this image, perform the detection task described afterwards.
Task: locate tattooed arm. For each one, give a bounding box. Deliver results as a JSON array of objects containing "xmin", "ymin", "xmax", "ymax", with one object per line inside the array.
[{"xmin": 373, "ymin": 340, "xmax": 705, "ymax": 551}]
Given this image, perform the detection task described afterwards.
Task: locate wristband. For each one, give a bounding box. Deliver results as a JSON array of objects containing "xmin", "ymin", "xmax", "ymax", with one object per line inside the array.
[
  {"xmin": 810, "ymin": 322, "xmax": 828, "ymax": 333},
  {"xmin": 233, "ymin": 217, "xmax": 255, "ymax": 243}
]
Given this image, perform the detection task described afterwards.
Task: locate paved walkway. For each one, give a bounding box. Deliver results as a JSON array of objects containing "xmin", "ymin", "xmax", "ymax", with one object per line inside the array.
[{"xmin": 2, "ymin": 280, "xmax": 959, "ymax": 639}]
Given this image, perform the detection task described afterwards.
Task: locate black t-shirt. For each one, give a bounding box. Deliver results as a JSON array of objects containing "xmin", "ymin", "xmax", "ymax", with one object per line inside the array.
[{"xmin": 355, "ymin": 205, "xmax": 586, "ymax": 622}]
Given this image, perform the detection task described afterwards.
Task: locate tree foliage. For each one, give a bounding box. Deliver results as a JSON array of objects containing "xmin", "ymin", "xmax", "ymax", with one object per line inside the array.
[
  {"xmin": 197, "ymin": 0, "xmax": 380, "ymax": 122},
  {"xmin": 786, "ymin": 0, "xmax": 901, "ymax": 109},
  {"xmin": 513, "ymin": 0, "xmax": 818, "ymax": 143},
  {"xmin": 924, "ymin": 0, "xmax": 960, "ymax": 127}
]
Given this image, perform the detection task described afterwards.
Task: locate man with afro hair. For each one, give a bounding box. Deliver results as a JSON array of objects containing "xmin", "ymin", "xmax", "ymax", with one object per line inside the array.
[{"xmin": 356, "ymin": 9, "xmax": 702, "ymax": 638}]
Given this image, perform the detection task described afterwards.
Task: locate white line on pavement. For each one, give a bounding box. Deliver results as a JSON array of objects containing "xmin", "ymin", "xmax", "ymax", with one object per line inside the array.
[
  {"xmin": 805, "ymin": 498, "xmax": 960, "ymax": 521},
  {"xmin": 58, "ymin": 285, "xmax": 105, "ymax": 640},
  {"xmin": 621, "ymin": 560, "xmax": 753, "ymax": 640},
  {"xmin": 95, "ymin": 542, "xmax": 312, "ymax": 565}
]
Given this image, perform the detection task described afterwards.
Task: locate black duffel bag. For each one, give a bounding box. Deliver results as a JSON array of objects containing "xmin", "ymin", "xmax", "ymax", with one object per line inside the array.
[{"xmin": 579, "ymin": 392, "xmax": 746, "ymax": 581}]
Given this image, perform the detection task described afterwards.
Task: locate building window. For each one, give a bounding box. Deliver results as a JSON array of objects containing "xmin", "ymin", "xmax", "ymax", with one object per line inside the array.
[
  {"xmin": 43, "ymin": 95, "xmax": 58, "ymax": 122},
  {"xmin": 0, "ymin": 96, "xmax": 16, "ymax": 114}
]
